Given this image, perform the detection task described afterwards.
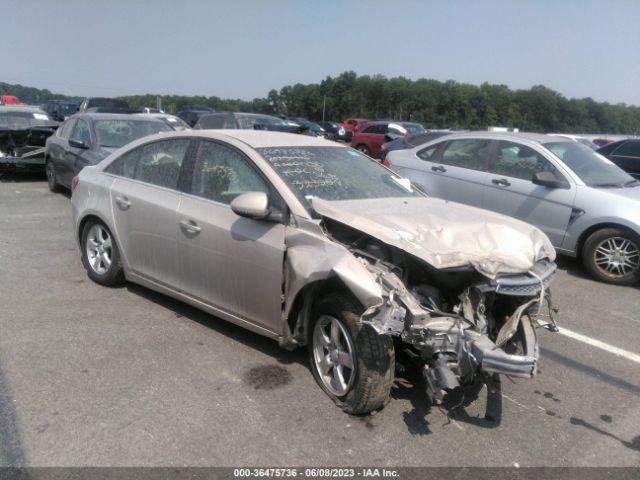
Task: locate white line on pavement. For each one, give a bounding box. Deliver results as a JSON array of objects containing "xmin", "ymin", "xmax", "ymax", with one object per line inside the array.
[{"xmin": 557, "ymin": 326, "xmax": 640, "ymax": 364}]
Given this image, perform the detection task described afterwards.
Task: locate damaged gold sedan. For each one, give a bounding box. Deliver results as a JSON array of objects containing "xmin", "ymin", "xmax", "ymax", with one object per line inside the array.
[{"xmin": 71, "ymin": 130, "xmax": 558, "ymax": 415}]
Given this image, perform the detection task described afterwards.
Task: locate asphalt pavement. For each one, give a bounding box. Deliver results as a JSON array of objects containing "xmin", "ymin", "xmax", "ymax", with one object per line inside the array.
[{"xmin": 0, "ymin": 175, "xmax": 638, "ymax": 467}]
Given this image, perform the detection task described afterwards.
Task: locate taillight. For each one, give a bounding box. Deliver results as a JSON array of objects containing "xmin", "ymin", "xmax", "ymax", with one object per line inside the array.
[
  {"xmin": 382, "ymin": 157, "xmax": 391, "ymax": 167},
  {"xmin": 71, "ymin": 175, "xmax": 79, "ymax": 191}
]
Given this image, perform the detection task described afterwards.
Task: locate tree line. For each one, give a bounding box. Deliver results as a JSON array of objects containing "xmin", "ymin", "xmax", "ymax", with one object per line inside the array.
[{"xmin": 3, "ymin": 71, "xmax": 639, "ymax": 134}]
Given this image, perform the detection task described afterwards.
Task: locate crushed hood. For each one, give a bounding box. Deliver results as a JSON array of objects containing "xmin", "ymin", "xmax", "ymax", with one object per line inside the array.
[{"xmin": 312, "ymin": 196, "xmax": 556, "ymax": 278}]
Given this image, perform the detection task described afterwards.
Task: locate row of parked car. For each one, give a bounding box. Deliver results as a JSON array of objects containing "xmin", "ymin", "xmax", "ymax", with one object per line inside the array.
[{"xmin": 2, "ymin": 97, "xmax": 640, "ymax": 286}]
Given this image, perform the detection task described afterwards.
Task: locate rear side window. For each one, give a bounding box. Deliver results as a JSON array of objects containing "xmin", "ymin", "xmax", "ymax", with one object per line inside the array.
[
  {"xmin": 612, "ymin": 141, "xmax": 640, "ymax": 157},
  {"xmin": 189, "ymin": 140, "xmax": 269, "ymax": 205},
  {"xmin": 120, "ymin": 139, "xmax": 190, "ymax": 189},
  {"xmin": 439, "ymin": 139, "xmax": 492, "ymax": 171},
  {"xmin": 491, "ymin": 141, "xmax": 564, "ymax": 181}
]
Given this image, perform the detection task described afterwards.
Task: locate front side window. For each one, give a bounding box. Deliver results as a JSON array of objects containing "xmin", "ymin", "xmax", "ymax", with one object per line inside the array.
[
  {"xmin": 71, "ymin": 120, "xmax": 92, "ymax": 145},
  {"xmin": 133, "ymin": 139, "xmax": 190, "ymax": 189},
  {"xmin": 544, "ymin": 141, "xmax": 635, "ymax": 187},
  {"xmin": 190, "ymin": 140, "xmax": 269, "ymax": 204},
  {"xmin": 94, "ymin": 120, "xmax": 171, "ymax": 148},
  {"xmin": 491, "ymin": 141, "xmax": 564, "ymax": 181},
  {"xmin": 439, "ymin": 139, "xmax": 491, "ymax": 171},
  {"xmin": 362, "ymin": 125, "xmax": 377, "ymax": 134},
  {"xmin": 58, "ymin": 119, "xmax": 76, "ymax": 139},
  {"xmin": 258, "ymin": 146, "xmax": 422, "ymax": 210}
]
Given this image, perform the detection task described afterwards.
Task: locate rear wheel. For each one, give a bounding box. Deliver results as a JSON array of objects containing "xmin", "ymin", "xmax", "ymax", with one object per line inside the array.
[
  {"xmin": 45, "ymin": 159, "xmax": 61, "ymax": 193},
  {"xmin": 355, "ymin": 144, "xmax": 371, "ymax": 156},
  {"xmin": 81, "ymin": 220, "xmax": 125, "ymax": 286},
  {"xmin": 582, "ymin": 228, "xmax": 640, "ymax": 285},
  {"xmin": 308, "ymin": 293, "xmax": 395, "ymax": 415}
]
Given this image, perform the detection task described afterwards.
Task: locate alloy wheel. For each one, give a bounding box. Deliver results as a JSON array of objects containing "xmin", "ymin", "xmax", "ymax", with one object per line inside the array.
[
  {"xmin": 86, "ymin": 224, "xmax": 113, "ymax": 275},
  {"xmin": 312, "ymin": 315, "xmax": 356, "ymax": 397},
  {"xmin": 593, "ymin": 236, "xmax": 640, "ymax": 278}
]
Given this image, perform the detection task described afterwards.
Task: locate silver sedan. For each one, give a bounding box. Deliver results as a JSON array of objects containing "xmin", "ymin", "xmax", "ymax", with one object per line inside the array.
[
  {"xmin": 71, "ymin": 130, "xmax": 558, "ymax": 414},
  {"xmin": 386, "ymin": 132, "xmax": 640, "ymax": 285}
]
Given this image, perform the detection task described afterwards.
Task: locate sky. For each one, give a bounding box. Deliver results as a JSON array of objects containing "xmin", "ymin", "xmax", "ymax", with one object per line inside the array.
[{"xmin": 5, "ymin": 0, "xmax": 640, "ymax": 105}]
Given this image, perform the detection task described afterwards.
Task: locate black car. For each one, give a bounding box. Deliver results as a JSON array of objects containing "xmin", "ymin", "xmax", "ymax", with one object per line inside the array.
[
  {"xmin": 176, "ymin": 106, "xmax": 215, "ymax": 127},
  {"xmin": 288, "ymin": 117, "xmax": 327, "ymax": 137},
  {"xmin": 596, "ymin": 139, "xmax": 640, "ymax": 179},
  {"xmin": 379, "ymin": 130, "xmax": 458, "ymax": 162},
  {"xmin": 41, "ymin": 100, "xmax": 79, "ymax": 121},
  {"xmin": 317, "ymin": 121, "xmax": 352, "ymax": 142},
  {"xmin": 78, "ymin": 97, "xmax": 132, "ymax": 113},
  {"xmin": 44, "ymin": 113, "xmax": 171, "ymax": 191},
  {"xmin": 194, "ymin": 112, "xmax": 304, "ymax": 134},
  {"xmin": 0, "ymin": 106, "xmax": 59, "ymax": 173}
]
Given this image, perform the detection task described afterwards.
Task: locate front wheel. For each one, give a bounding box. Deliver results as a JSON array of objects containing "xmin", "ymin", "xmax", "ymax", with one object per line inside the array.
[
  {"xmin": 582, "ymin": 228, "xmax": 640, "ymax": 285},
  {"xmin": 308, "ymin": 293, "xmax": 395, "ymax": 415},
  {"xmin": 81, "ymin": 220, "xmax": 125, "ymax": 286},
  {"xmin": 355, "ymin": 144, "xmax": 371, "ymax": 156}
]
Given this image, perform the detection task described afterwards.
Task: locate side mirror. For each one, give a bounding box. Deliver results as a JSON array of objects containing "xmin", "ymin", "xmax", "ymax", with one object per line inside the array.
[
  {"xmin": 532, "ymin": 171, "xmax": 569, "ymax": 189},
  {"xmin": 231, "ymin": 191, "xmax": 270, "ymax": 220},
  {"xmin": 69, "ymin": 138, "xmax": 89, "ymax": 149}
]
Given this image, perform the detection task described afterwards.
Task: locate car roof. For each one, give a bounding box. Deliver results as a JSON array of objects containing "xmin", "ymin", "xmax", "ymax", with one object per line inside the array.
[
  {"xmin": 71, "ymin": 112, "xmax": 165, "ymax": 122},
  {"xmin": 148, "ymin": 129, "xmax": 344, "ymax": 148},
  {"xmin": 430, "ymin": 131, "xmax": 573, "ymax": 144},
  {"xmin": 0, "ymin": 105, "xmax": 48, "ymax": 114}
]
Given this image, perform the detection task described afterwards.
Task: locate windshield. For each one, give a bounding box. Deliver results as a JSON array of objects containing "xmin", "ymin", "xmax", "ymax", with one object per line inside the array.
[
  {"xmin": 59, "ymin": 103, "xmax": 78, "ymax": 115},
  {"xmin": 161, "ymin": 116, "xmax": 190, "ymax": 130},
  {"xmin": 87, "ymin": 98, "xmax": 129, "ymax": 109},
  {"xmin": 402, "ymin": 122, "xmax": 426, "ymax": 134},
  {"xmin": 577, "ymin": 138, "xmax": 598, "ymax": 150},
  {"xmin": 0, "ymin": 111, "xmax": 56, "ymax": 129},
  {"xmin": 544, "ymin": 142, "xmax": 636, "ymax": 187},
  {"xmin": 257, "ymin": 146, "xmax": 423, "ymax": 208},
  {"xmin": 94, "ymin": 120, "xmax": 171, "ymax": 148}
]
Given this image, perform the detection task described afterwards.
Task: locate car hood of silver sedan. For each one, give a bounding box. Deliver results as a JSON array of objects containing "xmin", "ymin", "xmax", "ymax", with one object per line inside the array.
[{"xmin": 312, "ymin": 196, "xmax": 556, "ymax": 279}]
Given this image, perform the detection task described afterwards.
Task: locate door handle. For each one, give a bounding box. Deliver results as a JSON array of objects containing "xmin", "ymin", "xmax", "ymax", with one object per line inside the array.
[
  {"xmin": 491, "ymin": 178, "xmax": 511, "ymax": 187},
  {"xmin": 115, "ymin": 196, "xmax": 131, "ymax": 209},
  {"xmin": 180, "ymin": 219, "xmax": 201, "ymax": 234},
  {"xmin": 431, "ymin": 165, "xmax": 447, "ymax": 173}
]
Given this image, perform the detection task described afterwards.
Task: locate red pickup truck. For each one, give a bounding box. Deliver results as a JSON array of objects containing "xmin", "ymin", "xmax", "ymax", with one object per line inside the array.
[{"xmin": 0, "ymin": 95, "xmax": 27, "ymax": 106}]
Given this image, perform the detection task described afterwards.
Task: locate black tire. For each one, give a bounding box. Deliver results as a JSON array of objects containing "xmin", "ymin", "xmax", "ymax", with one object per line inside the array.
[
  {"xmin": 582, "ymin": 227, "xmax": 640, "ymax": 285},
  {"xmin": 45, "ymin": 159, "xmax": 62, "ymax": 193},
  {"xmin": 355, "ymin": 144, "xmax": 371, "ymax": 156},
  {"xmin": 80, "ymin": 220, "xmax": 125, "ymax": 286},
  {"xmin": 308, "ymin": 292, "xmax": 395, "ymax": 415}
]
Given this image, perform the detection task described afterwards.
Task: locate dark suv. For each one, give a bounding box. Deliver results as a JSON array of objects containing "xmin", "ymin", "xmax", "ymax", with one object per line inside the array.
[{"xmin": 41, "ymin": 100, "xmax": 79, "ymax": 121}]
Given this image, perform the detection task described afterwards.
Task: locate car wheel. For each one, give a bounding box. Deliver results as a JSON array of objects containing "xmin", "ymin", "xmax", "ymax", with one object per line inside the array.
[
  {"xmin": 355, "ymin": 144, "xmax": 371, "ymax": 156},
  {"xmin": 81, "ymin": 220, "xmax": 125, "ymax": 286},
  {"xmin": 582, "ymin": 228, "xmax": 640, "ymax": 285},
  {"xmin": 308, "ymin": 292, "xmax": 395, "ymax": 415},
  {"xmin": 45, "ymin": 159, "xmax": 62, "ymax": 193}
]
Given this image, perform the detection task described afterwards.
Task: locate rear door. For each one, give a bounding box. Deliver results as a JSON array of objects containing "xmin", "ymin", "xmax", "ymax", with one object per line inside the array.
[
  {"xmin": 107, "ymin": 138, "xmax": 192, "ymax": 287},
  {"xmin": 177, "ymin": 139, "xmax": 286, "ymax": 333},
  {"xmin": 482, "ymin": 140, "xmax": 576, "ymax": 247},
  {"xmin": 408, "ymin": 138, "xmax": 494, "ymax": 207}
]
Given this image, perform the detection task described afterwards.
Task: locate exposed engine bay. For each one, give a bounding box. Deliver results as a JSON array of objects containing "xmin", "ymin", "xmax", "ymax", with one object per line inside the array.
[{"xmin": 317, "ymin": 215, "xmax": 558, "ymax": 404}]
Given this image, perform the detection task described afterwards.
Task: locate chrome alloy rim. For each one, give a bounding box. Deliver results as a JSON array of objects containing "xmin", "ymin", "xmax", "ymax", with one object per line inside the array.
[
  {"xmin": 593, "ymin": 236, "xmax": 640, "ymax": 278},
  {"xmin": 86, "ymin": 224, "xmax": 113, "ymax": 275},
  {"xmin": 312, "ymin": 315, "xmax": 356, "ymax": 397}
]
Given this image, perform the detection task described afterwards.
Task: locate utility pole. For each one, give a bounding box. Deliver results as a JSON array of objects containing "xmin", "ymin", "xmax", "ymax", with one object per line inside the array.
[{"xmin": 322, "ymin": 95, "xmax": 326, "ymax": 122}]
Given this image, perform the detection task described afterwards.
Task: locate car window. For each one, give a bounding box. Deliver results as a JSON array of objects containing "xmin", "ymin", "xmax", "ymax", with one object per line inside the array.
[
  {"xmin": 94, "ymin": 119, "xmax": 170, "ymax": 148},
  {"xmin": 362, "ymin": 125, "xmax": 377, "ymax": 134},
  {"xmin": 439, "ymin": 139, "xmax": 491, "ymax": 171},
  {"xmin": 348, "ymin": 120, "xmax": 357, "ymax": 126},
  {"xmin": 104, "ymin": 147, "xmax": 141, "ymax": 178},
  {"xmin": 190, "ymin": 140, "xmax": 269, "ymax": 204},
  {"xmin": 416, "ymin": 144, "xmax": 440, "ymax": 161},
  {"xmin": 491, "ymin": 141, "xmax": 564, "ymax": 181},
  {"xmin": 71, "ymin": 119, "xmax": 92, "ymax": 145},
  {"xmin": 612, "ymin": 140, "xmax": 640, "ymax": 157},
  {"xmin": 58, "ymin": 119, "xmax": 76, "ymax": 139},
  {"xmin": 133, "ymin": 139, "xmax": 190, "ymax": 189}
]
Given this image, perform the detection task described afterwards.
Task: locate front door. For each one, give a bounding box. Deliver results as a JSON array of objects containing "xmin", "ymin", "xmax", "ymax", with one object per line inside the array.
[
  {"xmin": 483, "ymin": 140, "xmax": 576, "ymax": 247},
  {"xmin": 177, "ymin": 139, "xmax": 286, "ymax": 333}
]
